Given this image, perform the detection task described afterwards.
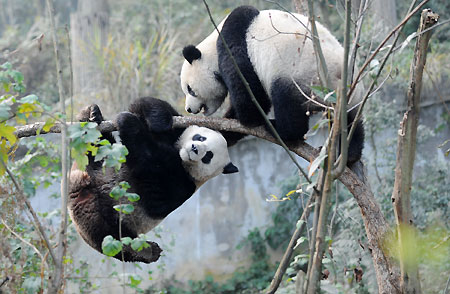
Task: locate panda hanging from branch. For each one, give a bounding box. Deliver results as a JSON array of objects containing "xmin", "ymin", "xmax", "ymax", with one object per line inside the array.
[
  {"xmin": 68, "ymin": 97, "xmax": 238, "ymax": 263},
  {"xmin": 180, "ymin": 5, "xmax": 365, "ymax": 164}
]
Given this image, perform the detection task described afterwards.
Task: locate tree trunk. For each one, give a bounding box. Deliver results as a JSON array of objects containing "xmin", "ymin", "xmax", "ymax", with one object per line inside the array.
[
  {"xmin": 70, "ymin": 0, "xmax": 111, "ymax": 114},
  {"xmin": 372, "ymin": 0, "xmax": 398, "ymax": 41},
  {"xmin": 392, "ymin": 9, "xmax": 439, "ymax": 294}
]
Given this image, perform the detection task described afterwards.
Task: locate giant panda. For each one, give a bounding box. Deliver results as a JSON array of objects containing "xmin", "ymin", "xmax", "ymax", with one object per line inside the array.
[
  {"xmin": 180, "ymin": 5, "xmax": 364, "ymax": 164},
  {"xmin": 68, "ymin": 97, "xmax": 238, "ymax": 263}
]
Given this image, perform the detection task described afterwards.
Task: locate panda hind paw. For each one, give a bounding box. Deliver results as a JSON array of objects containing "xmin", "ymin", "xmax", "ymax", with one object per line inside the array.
[
  {"xmin": 77, "ymin": 104, "xmax": 104, "ymax": 124},
  {"xmin": 124, "ymin": 241, "xmax": 162, "ymax": 263}
]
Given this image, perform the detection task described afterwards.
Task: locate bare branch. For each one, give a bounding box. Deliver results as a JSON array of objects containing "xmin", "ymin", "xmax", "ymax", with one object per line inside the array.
[
  {"xmin": 348, "ymin": 0, "xmax": 430, "ymax": 98},
  {"xmin": 392, "ymin": 9, "xmax": 438, "ymax": 293},
  {"xmin": 347, "ymin": 0, "xmax": 429, "ymax": 147},
  {"xmin": 1, "ymin": 218, "xmax": 45, "ymax": 260}
]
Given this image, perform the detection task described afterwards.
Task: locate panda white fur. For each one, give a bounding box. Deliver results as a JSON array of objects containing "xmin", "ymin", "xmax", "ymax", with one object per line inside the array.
[
  {"xmin": 68, "ymin": 97, "xmax": 238, "ymax": 263},
  {"xmin": 180, "ymin": 5, "xmax": 364, "ymax": 164}
]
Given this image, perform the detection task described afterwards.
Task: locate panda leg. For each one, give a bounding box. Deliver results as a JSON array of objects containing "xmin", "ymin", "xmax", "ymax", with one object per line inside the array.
[
  {"xmin": 346, "ymin": 108, "xmax": 365, "ymax": 165},
  {"xmin": 128, "ymin": 97, "xmax": 179, "ymax": 133},
  {"xmin": 270, "ymin": 78, "xmax": 310, "ymax": 142},
  {"xmin": 116, "ymin": 111, "xmax": 149, "ymax": 164}
]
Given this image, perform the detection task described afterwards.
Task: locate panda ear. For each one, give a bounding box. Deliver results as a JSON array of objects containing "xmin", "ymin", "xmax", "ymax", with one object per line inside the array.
[
  {"xmin": 222, "ymin": 162, "xmax": 239, "ymax": 174},
  {"xmin": 183, "ymin": 45, "xmax": 202, "ymax": 64}
]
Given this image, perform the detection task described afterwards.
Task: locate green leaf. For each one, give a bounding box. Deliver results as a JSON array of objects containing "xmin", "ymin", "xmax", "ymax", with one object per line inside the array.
[
  {"xmin": 129, "ymin": 274, "xmax": 142, "ymax": 287},
  {"xmin": 98, "ymin": 139, "xmax": 111, "ymax": 146},
  {"xmin": 120, "ymin": 181, "xmax": 131, "ymax": 190},
  {"xmin": 305, "ymin": 118, "xmax": 331, "ymax": 138},
  {"xmin": 19, "ymin": 94, "xmax": 38, "ymax": 104},
  {"xmin": 96, "ymin": 143, "xmax": 128, "ymax": 170},
  {"xmin": 286, "ymin": 190, "xmax": 297, "ymax": 197},
  {"xmin": 131, "ymin": 234, "xmax": 150, "ymax": 252},
  {"xmin": 323, "ymin": 90, "xmax": 337, "ymax": 103},
  {"xmin": 310, "ymin": 85, "xmax": 332, "ymax": 99},
  {"xmin": 109, "ymin": 186, "xmax": 126, "ymax": 200},
  {"xmin": 308, "ymin": 152, "xmax": 327, "ymax": 178},
  {"xmin": 126, "ymin": 192, "xmax": 140, "ymax": 202},
  {"xmin": 295, "ymin": 236, "xmax": 306, "ymax": 248},
  {"xmin": 113, "ymin": 204, "xmax": 134, "ymax": 214},
  {"xmin": 42, "ymin": 118, "xmax": 55, "ymax": 132},
  {"xmin": 1, "ymin": 62, "xmax": 12, "ymax": 70},
  {"xmin": 0, "ymin": 122, "xmax": 17, "ymax": 145},
  {"xmin": 0, "ymin": 102, "xmax": 11, "ymax": 120},
  {"xmin": 296, "ymin": 219, "xmax": 305, "ymax": 229},
  {"xmin": 102, "ymin": 235, "xmax": 122, "ymax": 257},
  {"xmin": 121, "ymin": 237, "xmax": 132, "ymax": 245},
  {"xmin": 10, "ymin": 70, "xmax": 24, "ymax": 83}
]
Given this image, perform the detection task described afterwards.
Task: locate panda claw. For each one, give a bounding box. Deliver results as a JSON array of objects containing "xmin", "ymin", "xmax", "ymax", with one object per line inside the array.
[{"xmin": 77, "ymin": 104, "xmax": 104, "ymax": 124}]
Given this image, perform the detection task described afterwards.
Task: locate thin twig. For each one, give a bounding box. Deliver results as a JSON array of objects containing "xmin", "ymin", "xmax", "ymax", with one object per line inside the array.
[
  {"xmin": 348, "ymin": 0, "xmax": 429, "ymax": 98},
  {"xmin": 1, "ymin": 218, "xmax": 45, "ymax": 260},
  {"xmin": 291, "ymin": 78, "xmax": 333, "ymax": 110},
  {"xmin": 349, "ymin": 0, "xmax": 369, "ymax": 85},
  {"xmin": 266, "ymin": 194, "xmax": 313, "ymax": 294},
  {"xmin": 305, "ymin": 0, "xmax": 331, "ymax": 88},
  {"xmin": 347, "ymin": 0, "xmax": 426, "ymax": 146},
  {"xmin": 1, "ymin": 161, "xmax": 57, "ymax": 265}
]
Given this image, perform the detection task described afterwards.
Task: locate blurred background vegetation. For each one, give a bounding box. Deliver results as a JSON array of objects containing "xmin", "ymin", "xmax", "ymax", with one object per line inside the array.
[{"xmin": 0, "ymin": 0, "xmax": 449, "ymax": 293}]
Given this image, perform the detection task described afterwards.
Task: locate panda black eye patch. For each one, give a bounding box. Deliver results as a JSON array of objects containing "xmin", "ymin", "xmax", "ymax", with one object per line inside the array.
[
  {"xmin": 201, "ymin": 151, "xmax": 214, "ymax": 164},
  {"xmin": 187, "ymin": 85, "xmax": 197, "ymax": 97},
  {"xmin": 192, "ymin": 134, "xmax": 206, "ymax": 142}
]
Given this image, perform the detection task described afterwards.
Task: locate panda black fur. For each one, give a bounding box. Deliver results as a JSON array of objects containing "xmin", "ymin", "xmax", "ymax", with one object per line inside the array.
[
  {"xmin": 68, "ymin": 97, "xmax": 238, "ymax": 263},
  {"xmin": 180, "ymin": 5, "xmax": 365, "ymax": 164}
]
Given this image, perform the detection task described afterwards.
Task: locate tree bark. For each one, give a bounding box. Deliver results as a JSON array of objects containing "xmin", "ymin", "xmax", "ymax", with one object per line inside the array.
[
  {"xmin": 391, "ymin": 9, "xmax": 439, "ymax": 294},
  {"xmin": 45, "ymin": 0, "xmax": 69, "ymax": 292}
]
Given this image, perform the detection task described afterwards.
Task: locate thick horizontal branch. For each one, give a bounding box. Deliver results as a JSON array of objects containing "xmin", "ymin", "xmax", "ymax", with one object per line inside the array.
[
  {"xmin": 13, "ymin": 116, "xmax": 392, "ymax": 279},
  {"xmin": 14, "ymin": 116, "xmax": 318, "ymax": 162}
]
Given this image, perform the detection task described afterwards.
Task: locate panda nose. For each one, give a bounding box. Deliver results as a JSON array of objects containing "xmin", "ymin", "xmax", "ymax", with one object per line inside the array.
[
  {"xmin": 191, "ymin": 144, "xmax": 198, "ymax": 154},
  {"xmin": 187, "ymin": 107, "xmax": 192, "ymax": 113}
]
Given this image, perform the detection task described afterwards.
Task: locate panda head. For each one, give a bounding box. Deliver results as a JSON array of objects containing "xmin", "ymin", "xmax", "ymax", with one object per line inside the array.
[
  {"xmin": 177, "ymin": 126, "xmax": 238, "ymax": 187},
  {"xmin": 180, "ymin": 43, "xmax": 228, "ymax": 116}
]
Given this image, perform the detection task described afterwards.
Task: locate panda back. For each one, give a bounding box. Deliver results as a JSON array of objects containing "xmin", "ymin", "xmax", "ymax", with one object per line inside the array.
[{"xmin": 246, "ymin": 10, "xmax": 344, "ymax": 94}]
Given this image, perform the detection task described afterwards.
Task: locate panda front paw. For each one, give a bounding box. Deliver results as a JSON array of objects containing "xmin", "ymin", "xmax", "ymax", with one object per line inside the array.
[
  {"xmin": 120, "ymin": 241, "xmax": 162, "ymax": 263},
  {"xmin": 179, "ymin": 142, "xmax": 207, "ymax": 162},
  {"xmin": 116, "ymin": 111, "xmax": 143, "ymax": 137},
  {"xmin": 77, "ymin": 104, "xmax": 104, "ymax": 124}
]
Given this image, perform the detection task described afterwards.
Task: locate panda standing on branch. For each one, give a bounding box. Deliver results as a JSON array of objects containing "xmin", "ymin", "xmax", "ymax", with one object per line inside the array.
[
  {"xmin": 180, "ymin": 5, "xmax": 365, "ymax": 164},
  {"xmin": 68, "ymin": 97, "xmax": 238, "ymax": 263}
]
